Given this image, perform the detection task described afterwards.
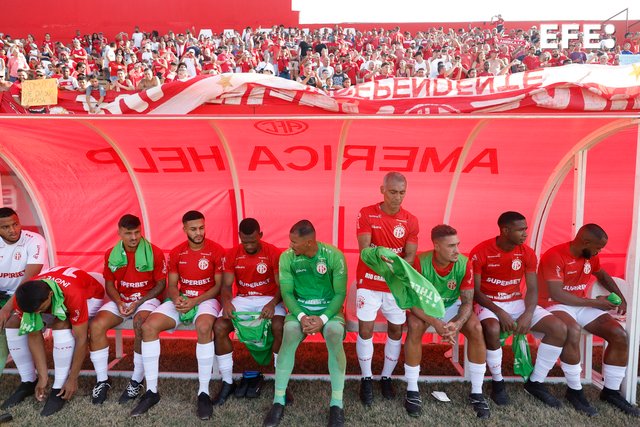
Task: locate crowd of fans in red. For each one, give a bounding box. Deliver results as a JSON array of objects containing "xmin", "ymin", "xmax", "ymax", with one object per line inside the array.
[{"xmin": 1, "ymin": 20, "xmax": 639, "ymax": 100}]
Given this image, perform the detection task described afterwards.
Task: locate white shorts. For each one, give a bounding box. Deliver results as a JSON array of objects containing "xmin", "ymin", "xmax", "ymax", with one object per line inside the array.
[
  {"xmin": 97, "ymin": 298, "xmax": 161, "ymax": 319},
  {"xmin": 153, "ymin": 298, "xmax": 220, "ymax": 327},
  {"xmin": 547, "ymin": 304, "xmax": 608, "ymax": 327},
  {"xmin": 475, "ymin": 299, "xmax": 551, "ymax": 327},
  {"xmin": 440, "ymin": 300, "xmax": 462, "ymax": 323},
  {"xmin": 220, "ymin": 295, "xmax": 286, "ymax": 317},
  {"xmin": 87, "ymin": 298, "xmax": 104, "ymax": 319},
  {"xmin": 356, "ymin": 288, "xmax": 406, "ymax": 325}
]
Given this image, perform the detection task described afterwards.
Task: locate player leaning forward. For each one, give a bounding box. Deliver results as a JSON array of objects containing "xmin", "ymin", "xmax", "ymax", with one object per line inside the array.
[
  {"xmin": 538, "ymin": 223, "xmax": 640, "ymax": 417},
  {"xmin": 263, "ymin": 220, "xmax": 347, "ymax": 427},
  {"xmin": 404, "ymin": 225, "xmax": 490, "ymax": 419},
  {"xmin": 131, "ymin": 210, "xmax": 225, "ymax": 419},
  {"xmin": 13, "ymin": 267, "xmax": 105, "ymax": 416},
  {"xmin": 89, "ymin": 214, "xmax": 166, "ymax": 404}
]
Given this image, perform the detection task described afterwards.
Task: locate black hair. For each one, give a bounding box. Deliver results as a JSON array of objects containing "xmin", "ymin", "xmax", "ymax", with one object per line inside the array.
[
  {"xmin": 290, "ymin": 219, "xmax": 315, "ymax": 237},
  {"xmin": 581, "ymin": 223, "xmax": 608, "ymax": 241},
  {"xmin": 15, "ymin": 280, "xmax": 51, "ymax": 313},
  {"xmin": 182, "ymin": 210, "xmax": 204, "ymax": 223},
  {"xmin": 497, "ymin": 211, "xmax": 526, "ymax": 228},
  {"xmin": 0, "ymin": 207, "xmax": 17, "ymax": 218},
  {"xmin": 118, "ymin": 214, "xmax": 141, "ymax": 229},
  {"xmin": 239, "ymin": 218, "xmax": 261, "ymax": 235}
]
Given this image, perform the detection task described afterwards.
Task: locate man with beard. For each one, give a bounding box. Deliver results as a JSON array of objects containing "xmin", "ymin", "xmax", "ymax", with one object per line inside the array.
[
  {"xmin": 538, "ymin": 224, "xmax": 640, "ymax": 417},
  {"xmin": 213, "ymin": 219, "xmax": 285, "ymax": 404},
  {"xmin": 129, "ymin": 211, "xmax": 224, "ymax": 419},
  {"xmin": 471, "ymin": 212, "xmax": 568, "ymax": 409}
]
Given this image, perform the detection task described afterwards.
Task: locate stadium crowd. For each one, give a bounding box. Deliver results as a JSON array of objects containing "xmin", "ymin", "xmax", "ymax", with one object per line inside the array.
[{"xmin": 1, "ymin": 22, "xmax": 639, "ymax": 97}]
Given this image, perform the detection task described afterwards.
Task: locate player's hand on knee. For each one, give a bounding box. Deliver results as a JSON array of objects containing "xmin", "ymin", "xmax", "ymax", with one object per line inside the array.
[
  {"xmin": 222, "ymin": 303, "xmax": 236, "ymax": 319},
  {"xmin": 496, "ymin": 309, "xmax": 515, "ymax": 332},
  {"xmin": 514, "ymin": 312, "xmax": 533, "ymax": 335},
  {"xmin": 592, "ymin": 296, "xmax": 617, "ymax": 311}
]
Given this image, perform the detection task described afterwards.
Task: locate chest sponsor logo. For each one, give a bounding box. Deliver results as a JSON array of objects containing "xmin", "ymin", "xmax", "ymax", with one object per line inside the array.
[
  {"xmin": 512, "ymin": 259, "xmax": 522, "ymax": 271},
  {"xmin": 198, "ymin": 258, "xmax": 209, "ymax": 270},
  {"xmin": 447, "ymin": 279, "xmax": 457, "ymax": 290},
  {"xmin": 256, "ymin": 261, "xmax": 268, "ymax": 274},
  {"xmin": 583, "ymin": 261, "xmax": 591, "ymax": 275},
  {"xmin": 316, "ymin": 261, "xmax": 327, "ymax": 275},
  {"xmin": 393, "ymin": 224, "xmax": 406, "ymax": 239},
  {"xmin": 14, "ymin": 252, "xmax": 21, "ymax": 261}
]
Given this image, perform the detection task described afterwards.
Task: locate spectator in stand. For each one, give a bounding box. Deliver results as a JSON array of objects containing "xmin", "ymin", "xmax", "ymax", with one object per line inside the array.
[
  {"xmin": 112, "ymin": 69, "xmax": 135, "ymax": 92},
  {"xmin": 216, "ymin": 45, "xmax": 235, "ymax": 73},
  {"xmin": 297, "ymin": 62, "xmax": 319, "ymax": 88},
  {"xmin": 128, "ymin": 62, "xmax": 144, "ymax": 87},
  {"xmin": 7, "ymin": 45, "xmax": 28, "ymax": 82},
  {"xmin": 107, "ymin": 52, "xmax": 127, "ymax": 83},
  {"xmin": 175, "ymin": 62, "xmax": 191, "ymax": 82},
  {"xmin": 70, "ymin": 38, "xmax": 88, "ymax": 65},
  {"xmin": 569, "ymin": 43, "xmax": 587, "ymax": 64},
  {"xmin": 547, "ymin": 49, "xmax": 568, "ymax": 67},
  {"xmin": 85, "ymin": 75, "xmax": 106, "ymax": 113},
  {"xmin": 331, "ymin": 63, "xmax": 347, "ymax": 87},
  {"xmin": 9, "ymin": 69, "xmax": 28, "ymax": 103},
  {"xmin": 57, "ymin": 66, "xmax": 78, "ymax": 91},
  {"xmin": 522, "ymin": 47, "xmax": 540, "ymax": 70},
  {"xmin": 137, "ymin": 67, "xmax": 161, "ymax": 90},
  {"xmin": 131, "ymin": 26, "xmax": 144, "ymax": 49},
  {"xmin": 76, "ymin": 75, "xmax": 87, "ymax": 92}
]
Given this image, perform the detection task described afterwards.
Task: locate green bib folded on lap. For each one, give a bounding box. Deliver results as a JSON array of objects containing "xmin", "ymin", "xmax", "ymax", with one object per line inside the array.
[
  {"xmin": 360, "ymin": 247, "xmax": 445, "ymax": 318},
  {"xmin": 19, "ymin": 279, "xmax": 67, "ymax": 336},
  {"xmin": 500, "ymin": 330, "xmax": 534, "ymax": 381},
  {"xmin": 231, "ymin": 311, "xmax": 274, "ymax": 366},
  {"xmin": 164, "ymin": 295, "xmax": 198, "ymax": 324},
  {"xmin": 108, "ymin": 238, "xmax": 154, "ymax": 273}
]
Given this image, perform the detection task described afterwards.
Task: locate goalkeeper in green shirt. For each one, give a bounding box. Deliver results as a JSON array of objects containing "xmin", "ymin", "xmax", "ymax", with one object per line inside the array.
[{"xmin": 263, "ymin": 220, "xmax": 347, "ymax": 427}]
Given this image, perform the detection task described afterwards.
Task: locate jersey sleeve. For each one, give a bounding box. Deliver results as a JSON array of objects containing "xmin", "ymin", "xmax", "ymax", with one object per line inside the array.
[
  {"xmin": 460, "ymin": 261, "xmax": 473, "ymax": 291},
  {"xmin": 524, "ymin": 246, "xmax": 538, "ymax": 273},
  {"xmin": 222, "ymin": 247, "xmax": 236, "ymax": 273},
  {"xmin": 64, "ymin": 290, "xmax": 89, "ymax": 326},
  {"xmin": 103, "ymin": 250, "xmax": 115, "ymax": 281},
  {"xmin": 413, "ymin": 255, "xmax": 423, "ymax": 274},
  {"xmin": 25, "ymin": 233, "xmax": 48, "ymax": 266},
  {"xmin": 406, "ymin": 214, "xmax": 419, "ymax": 245},
  {"xmin": 167, "ymin": 247, "xmax": 180, "ymax": 274},
  {"xmin": 321, "ymin": 247, "xmax": 347, "ymax": 320},
  {"xmin": 151, "ymin": 246, "xmax": 167, "ymax": 283},
  {"xmin": 470, "ymin": 245, "xmax": 486, "ymax": 274},
  {"xmin": 591, "ymin": 255, "xmax": 601, "ymax": 274},
  {"xmin": 213, "ymin": 244, "xmax": 225, "ymax": 273},
  {"xmin": 356, "ymin": 207, "xmax": 372, "ymax": 235},
  {"xmin": 539, "ymin": 250, "xmax": 564, "ymax": 283},
  {"xmin": 270, "ymin": 245, "xmax": 282, "ymax": 275},
  {"xmin": 278, "ymin": 250, "xmax": 304, "ymax": 318}
]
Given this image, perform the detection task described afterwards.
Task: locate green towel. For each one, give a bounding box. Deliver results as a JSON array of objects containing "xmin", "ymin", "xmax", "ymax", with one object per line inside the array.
[
  {"xmin": 108, "ymin": 237, "xmax": 154, "ymax": 273},
  {"xmin": 500, "ymin": 330, "xmax": 534, "ymax": 381},
  {"xmin": 164, "ymin": 295, "xmax": 198, "ymax": 324},
  {"xmin": 231, "ymin": 312, "xmax": 274, "ymax": 366},
  {"xmin": 19, "ymin": 279, "xmax": 67, "ymax": 336},
  {"xmin": 361, "ymin": 247, "xmax": 445, "ymax": 318}
]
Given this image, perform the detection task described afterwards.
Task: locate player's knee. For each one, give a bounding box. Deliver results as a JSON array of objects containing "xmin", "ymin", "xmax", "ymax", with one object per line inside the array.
[
  {"xmin": 283, "ymin": 320, "xmax": 301, "ymax": 335},
  {"xmin": 323, "ymin": 322, "xmax": 344, "ymax": 343},
  {"xmin": 140, "ymin": 319, "xmax": 156, "ymax": 339},
  {"xmin": 196, "ymin": 319, "xmax": 214, "ymax": 338},
  {"xmin": 481, "ymin": 319, "xmax": 500, "ymax": 340},
  {"xmin": 213, "ymin": 319, "xmax": 231, "ymax": 337},
  {"xmin": 89, "ymin": 318, "xmax": 106, "ymax": 336},
  {"xmin": 547, "ymin": 318, "xmax": 567, "ymax": 341},
  {"xmin": 407, "ymin": 316, "xmax": 427, "ymax": 338},
  {"xmin": 565, "ymin": 321, "xmax": 582, "ymax": 344},
  {"xmin": 607, "ymin": 326, "xmax": 628, "ymax": 348},
  {"xmin": 466, "ymin": 317, "xmax": 483, "ymax": 339}
]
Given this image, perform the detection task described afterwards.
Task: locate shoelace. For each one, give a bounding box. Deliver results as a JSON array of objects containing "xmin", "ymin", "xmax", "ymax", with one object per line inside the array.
[
  {"xmin": 92, "ymin": 383, "xmax": 109, "ymax": 398},
  {"xmin": 126, "ymin": 382, "xmax": 142, "ymax": 397}
]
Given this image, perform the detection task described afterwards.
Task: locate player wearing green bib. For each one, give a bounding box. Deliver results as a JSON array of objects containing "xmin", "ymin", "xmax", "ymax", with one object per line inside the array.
[
  {"xmin": 263, "ymin": 220, "xmax": 347, "ymax": 427},
  {"xmin": 404, "ymin": 225, "xmax": 490, "ymax": 419}
]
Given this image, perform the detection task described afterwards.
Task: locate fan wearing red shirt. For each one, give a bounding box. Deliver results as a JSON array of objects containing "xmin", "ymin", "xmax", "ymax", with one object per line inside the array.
[
  {"xmin": 471, "ymin": 211, "xmax": 567, "ymax": 409},
  {"xmin": 404, "ymin": 225, "xmax": 490, "ymax": 419},
  {"xmin": 13, "ymin": 267, "xmax": 104, "ymax": 416},
  {"xmin": 538, "ymin": 224, "xmax": 638, "ymax": 416},
  {"xmin": 88, "ymin": 214, "xmax": 166, "ymax": 407},
  {"xmin": 130, "ymin": 211, "xmax": 224, "ymax": 419},
  {"xmin": 213, "ymin": 218, "xmax": 285, "ymax": 406},
  {"xmin": 356, "ymin": 172, "xmax": 418, "ymax": 406}
]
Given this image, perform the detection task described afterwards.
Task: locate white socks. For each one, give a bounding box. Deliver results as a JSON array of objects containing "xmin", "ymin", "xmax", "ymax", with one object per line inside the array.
[
  {"xmin": 90, "ymin": 347, "xmax": 109, "ymax": 382},
  {"xmin": 141, "ymin": 340, "xmax": 161, "ymax": 393},
  {"xmin": 467, "ymin": 362, "xmax": 487, "ymax": 394},
  {"xmin": 381, "ymin": 337, "xmax": 402, "ymax": 377},
  {"xmin": 529, "ymin": 343, "xmax": 562, "ymax": 383},
  {"xmin": 196, "ymin": 342, "xmax": 214, "ymax": 395},
  {"xmin": 216, "ymin": 352, "xmax": 234, "ymax": 384},
  {"xmin": 561, "ymin": 361, "xmax": 582, "ymax": 390},
  {"xmin": 132, "ymin": 351, "xmax": 145, "ymax": 383},
  {"xmin": 603, "ymin": 363, "xmax": 626, "ymax": 391},
  {"xmin": 5, "ymin": 328, "xmax": 36, "ymax": 382},
  {"xmin": 404, "ymin": 363, "xmax": 420, "ymax": 392},
  {"xmin": 52, "ymin": 329, "xmax": 75, "ymax": 389},
  {"xmin": 356, "ymin": 335, "xmax": 373, "ymax": 378},
  {"xmin": 486, "ymin": 348, "xmax": 503, "ymax": 381}
]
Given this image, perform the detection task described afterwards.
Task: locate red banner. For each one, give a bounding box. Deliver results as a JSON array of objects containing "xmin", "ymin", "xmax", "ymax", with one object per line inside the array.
[{"xmin": 2, "ymin": 64, "xmax": 639, "ymax": 115}]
